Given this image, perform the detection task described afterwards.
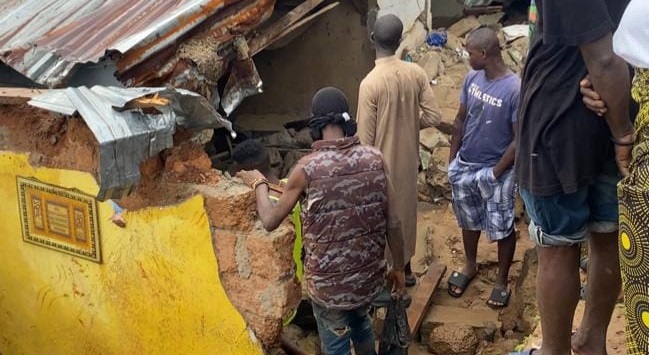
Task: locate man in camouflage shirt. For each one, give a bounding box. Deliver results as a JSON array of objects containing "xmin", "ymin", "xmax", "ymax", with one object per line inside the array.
[{"xmin": 239, "ymin": 87, "xmax": 406, "ymax": 355}]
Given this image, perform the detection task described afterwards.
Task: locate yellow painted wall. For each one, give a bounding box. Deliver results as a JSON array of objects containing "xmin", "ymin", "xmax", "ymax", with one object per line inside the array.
[{"xmin": 0, "ymin": 153, "xmax": 263, "ymax": 355}]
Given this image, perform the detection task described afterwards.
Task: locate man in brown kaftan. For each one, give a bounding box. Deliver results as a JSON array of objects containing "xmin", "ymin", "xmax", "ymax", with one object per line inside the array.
[{"xmin": 357, "ymin": 14, "xmax": 442, "ymax": 285}]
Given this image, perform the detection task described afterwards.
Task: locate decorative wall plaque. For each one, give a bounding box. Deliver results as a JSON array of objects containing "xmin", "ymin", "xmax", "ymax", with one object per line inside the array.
[{"xmin": 17, "ymin": 177, "xmax": 102, "ymax": 263}]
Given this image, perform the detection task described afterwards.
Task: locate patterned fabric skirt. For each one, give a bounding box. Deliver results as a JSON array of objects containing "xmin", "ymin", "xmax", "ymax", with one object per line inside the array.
[{"xmin": 619, "ymin": 68, "xmax": 649, "ymax": 355}]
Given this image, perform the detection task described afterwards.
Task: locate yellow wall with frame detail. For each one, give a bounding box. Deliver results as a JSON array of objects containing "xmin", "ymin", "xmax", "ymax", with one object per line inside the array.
[{"xmin": 0, "ymin": 153, "xmax": 263, "ymax": 355}]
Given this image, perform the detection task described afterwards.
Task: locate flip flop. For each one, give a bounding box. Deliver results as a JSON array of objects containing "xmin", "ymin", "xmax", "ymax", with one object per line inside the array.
[
  {"xmin": 508, "ymin": 349, "xmax": 537, "ymax": 355},
  {"xmin": 486, "ymin": 288, "xmax": 511, "ymax": 309},
  {"xmin": 447, "ymin": 271, "xmax": 475, "ymax": 298}
]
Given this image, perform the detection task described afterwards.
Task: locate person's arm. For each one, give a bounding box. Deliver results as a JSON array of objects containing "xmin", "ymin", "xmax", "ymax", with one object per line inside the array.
[
  {"xmin": 580, "ymin": 34, "xmax": 632, "ymax": 138},
  {"xmin": 356, "ymin": 81, "xmax": 377, "ymax": 146},
  {"xmin": 238, "ymin": 164, "xmax": 307, "ymax": 232},
  {"xmin": 580, "ymin": 34, "xmax": 634, "ymax": 175},
  {"xmin": 418, "ymin": 72, "xmax": 443, "ymax": 129},
  {"xmin": 492, "ymin": 90, "xmax": 519, "ymax": 178},
  {"xmin": 448, "ymin": 105, "xmax": 467, "ymax": 163},
  {"xmin": 383, "ymin": 162, "xmax": 406, "ymax": 296},
  {"xmin": 493, "ymin": 122, "xmax": 517, "ymax": 179}
]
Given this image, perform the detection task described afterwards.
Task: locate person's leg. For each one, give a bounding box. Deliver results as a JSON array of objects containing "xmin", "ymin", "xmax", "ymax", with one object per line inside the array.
[
  {"xmin": 485, "ymin": 168, "xmax": 517, "ymax": 307},
  {"xmin": 449, "ymin": 159, "xmax": 485, "ymax": 295},
  {"xmin": 572, "ymin": 172, "xmax": 621, "ymax": 355},
  {"xmin": 536, "ymin": 243, "xmax": 581, "ymax": 354},
  {"xmin": 521, "ymin": 187, "xmax": 590, "ymax": 355},
  {"xmin": 448, "ymin": 229, "xmax": 481, "ymax": 296},
  {"xmin": 404, "ymin": 262, "xmax": 416, "ymax": 287},
  {"xmin": 312, "ymin": 302, "xmax": 353, "ymax": 355},
  {"xmin": 349, "ymin": 306, "xmax": 376, "ymax": 355},
  {"xmin": 496, "ymin": 231, "xmax": 516, "ymax": 289}
]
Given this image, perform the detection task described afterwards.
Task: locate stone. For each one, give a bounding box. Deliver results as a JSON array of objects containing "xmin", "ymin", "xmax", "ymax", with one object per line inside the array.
[
  {"xmin": 422, "ymin": 305, "xmax": 500, "ymax": 330},
  {"xmin": 478, "ymin": 12, "xmax": 505, "ymax": 27},
  {"xmin": 423, "ymin": 146, "xmax": 452, "ymax": 201},
  {"xmin": 199, "ymin": 182, "xmax": 257, "ymax": 232},
  {"xmin": 397, "ymin": 20, "xmax": 427, "ymax": 59},
  {"xmin": 427, "ymin": 323, "xmax": 479, "ymax": 355},
  {"xmin": 420, "ymin": 127, "xmax": 450, "ymax": 151},
  {"xmin": 281, "ymin": 150, "xmax": 308, "ymax": 178},
  {"xmin": 445, "ymin": 32, "xmax": 464, "ymax": 51},
  {"xmin": 246, "ymin": 225, "xmax": 296, "ymax": 279},
  {"xmin": 447, "ymin": 16, "xmax": 481, "ymax": 38},
  {"xmin": 211, "ymin": 230, "xmax": 239, "ymax": 274},
  {"xmin": 418, "ymin": 50, "xmax": 443, "ymax": 81},
  {"xmin": 292, "ymin": 128, "xmax": 312, "ymax": 148}
]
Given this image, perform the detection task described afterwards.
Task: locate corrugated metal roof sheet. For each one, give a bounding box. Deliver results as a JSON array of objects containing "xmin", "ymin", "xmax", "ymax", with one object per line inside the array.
[{"xmin": 0, "ymin": 0, "xmax": 274, "ymax": 88}]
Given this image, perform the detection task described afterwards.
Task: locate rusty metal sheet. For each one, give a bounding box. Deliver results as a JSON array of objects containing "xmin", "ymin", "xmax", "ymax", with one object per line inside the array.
[{"xmin": 0, "ymin": 0, "xmax": 274, "ymax": 88}]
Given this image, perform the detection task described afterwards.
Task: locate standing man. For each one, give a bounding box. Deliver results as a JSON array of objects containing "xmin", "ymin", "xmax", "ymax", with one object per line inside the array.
[
  {"xmin": 446, "ymin": 27, "xmax": 520, "ymax": 309},
  {"xmin": 512, "ymin": 0, "xmax": 633, "ymax": 354},
  {"xmin": 239, "ymin": 87, "xmax": 406, "ymax": 355},
  {"xmin": 357, "ymin": 14, "xmax": 442, "ymax": 286}
]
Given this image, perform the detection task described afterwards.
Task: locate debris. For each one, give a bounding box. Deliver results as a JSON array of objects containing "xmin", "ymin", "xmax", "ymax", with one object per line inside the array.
[
  {"xmin": 397, "ymin": 20, "xmax": 428, "ymax": 59},
  {"xmin": 478, "ymin": 12, "xmax": 505, "ymax": 27},
  {"xmin": 502, "ymin": 24, "xmax": 529, "ymax": 42},
  {"xmin": 447, "ymin": 16, "xmax": 481, "ymax": 37},
  {"xmin": 427, "ymin": 323, "xmax": 479, "ymax": 355},
  {"xmin": 222, "ymin": 37, "xmax": 263, "ymax": 117},
  {"xmin": 418, "ymin": 51, "xmax": 444, "ymax": 81},
  {"xmin": 28, "ymin": 86, "xmax": 232, "ymax": 201},
  {"xmin": 463, "ymin": 5, "xmax": 504, "ymax": 17}
]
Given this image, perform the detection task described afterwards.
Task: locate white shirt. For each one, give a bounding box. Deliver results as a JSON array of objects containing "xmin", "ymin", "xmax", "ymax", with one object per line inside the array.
[{"xmin": 613, "ymin": 0, "xmax": 649, "ymax": 69}]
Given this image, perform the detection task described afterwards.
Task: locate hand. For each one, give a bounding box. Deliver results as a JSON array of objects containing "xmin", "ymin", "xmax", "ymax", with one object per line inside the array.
[
  {"xmin": 580, "ymin": 76, "xmax": 607, "ymax": 117},
  {"xmin": 491, "ymin": 166, "xmax": 503, "ymax": 180},
  {"xmin": 387, "ymin": 268, "xmax": 406, "ymax": 298},
  {"xmin": 614, "ymin": 132, "xmax": 635, "ymax": 177},
  {"xmin": 235, "ymin": 169, "xmax": 266, "ymax": 188}
]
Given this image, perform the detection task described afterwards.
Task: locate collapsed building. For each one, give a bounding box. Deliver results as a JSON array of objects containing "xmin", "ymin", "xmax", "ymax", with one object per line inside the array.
[{"xmin": 0, "ymin": 0, "xmax": 531, "ymax": 354}]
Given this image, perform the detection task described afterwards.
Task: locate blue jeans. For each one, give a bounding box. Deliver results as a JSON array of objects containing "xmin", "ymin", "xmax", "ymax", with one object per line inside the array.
[
  {"xmin": 520, "ymin": 168, "xmax": 619, "ymax": 247},
  {"xmin": 312, "ymin": 302, "xmax": 376, "ymax": 355}
]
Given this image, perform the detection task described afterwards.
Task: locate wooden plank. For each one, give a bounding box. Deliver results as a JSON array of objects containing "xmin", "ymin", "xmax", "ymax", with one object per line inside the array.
[
  {"xmin": 0, "ymin": 87, "xmax": 46, "ymax": 98},
  {"xmin": 249, "ymin": 0, "xmax": 327, "ymax": 55},
  {"xmin": 266, "ymin": 2, "xmax": 339, "ymax": 51},
  {"xmin": 0, "ymin": 87, "xmax": 47, "ymax": 105},
  {"xmin": 407, "ymin": 262, "xmax": 447, "ymax": 337}
]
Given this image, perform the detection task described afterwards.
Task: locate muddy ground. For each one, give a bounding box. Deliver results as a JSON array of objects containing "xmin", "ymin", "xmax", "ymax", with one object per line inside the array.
[{"xmin": 283, "ymin": 201, "xmax": 628, "ymax": 354}]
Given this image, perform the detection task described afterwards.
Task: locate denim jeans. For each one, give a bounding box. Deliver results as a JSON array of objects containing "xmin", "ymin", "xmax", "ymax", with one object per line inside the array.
[{"xmin": 312, "ymin": 302, "xmax": 376, "ymax": 355}]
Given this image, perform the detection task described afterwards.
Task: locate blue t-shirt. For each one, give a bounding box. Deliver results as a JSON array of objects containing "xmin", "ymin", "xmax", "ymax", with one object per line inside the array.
[{"xmin": 458, "ymin": 70, "xmax": 521, "ymax": 166}]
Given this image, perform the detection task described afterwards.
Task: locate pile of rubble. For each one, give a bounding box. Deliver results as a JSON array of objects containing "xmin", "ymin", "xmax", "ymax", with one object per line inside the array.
[
  {"xmin": 408, "ymin": 14, "xmax": 529, "ymax": 204},
  {"xmin": 257, "ymin": 126, "xmax": 313, "ymax": 178}
]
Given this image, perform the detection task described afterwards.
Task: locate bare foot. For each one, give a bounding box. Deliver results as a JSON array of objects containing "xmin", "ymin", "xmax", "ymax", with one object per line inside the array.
[{"xmin": 571, "ymin": 330, "xmax": 608, "ymax": 355}]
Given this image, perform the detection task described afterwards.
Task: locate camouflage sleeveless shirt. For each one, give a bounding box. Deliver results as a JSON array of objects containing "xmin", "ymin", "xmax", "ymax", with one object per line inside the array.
[{"xmin": 300, "ymin": 136, "xmax": 388, "ymax": 310}]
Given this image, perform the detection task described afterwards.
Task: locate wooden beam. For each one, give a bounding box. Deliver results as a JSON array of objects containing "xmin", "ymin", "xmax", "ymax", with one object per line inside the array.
[
  {"xmin": 0, "ymin": 87, "xmax": 47, "ymax": 105},
  {"xmin": 271, "ymin": 2, "xmax": 339, "ymax": 47},
  {"xmin": 249, "ymin": 0, "xmax": 327, "ymax": 55},
  {"xmin": 266, "ymin": 2, "xmax": 339, "ymax": 51},
  {"xmin": 407, "ymin": 262, "xmax": 447, "ymax": 337},
  {"xmin": 0, "ymin": 87, "xmax": 46, "ymax": 98}
]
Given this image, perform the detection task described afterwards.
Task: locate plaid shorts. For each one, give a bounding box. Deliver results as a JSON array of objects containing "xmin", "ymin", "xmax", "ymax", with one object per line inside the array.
[{"xmin": 448, "ymin": 156, "xmax": 516, "ymax": 241}]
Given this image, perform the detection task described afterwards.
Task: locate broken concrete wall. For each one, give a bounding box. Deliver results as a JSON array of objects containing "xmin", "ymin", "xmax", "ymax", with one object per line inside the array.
[{"xmin": 0, "ymin": 105, "xmax": 299, "ymax": 350}]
